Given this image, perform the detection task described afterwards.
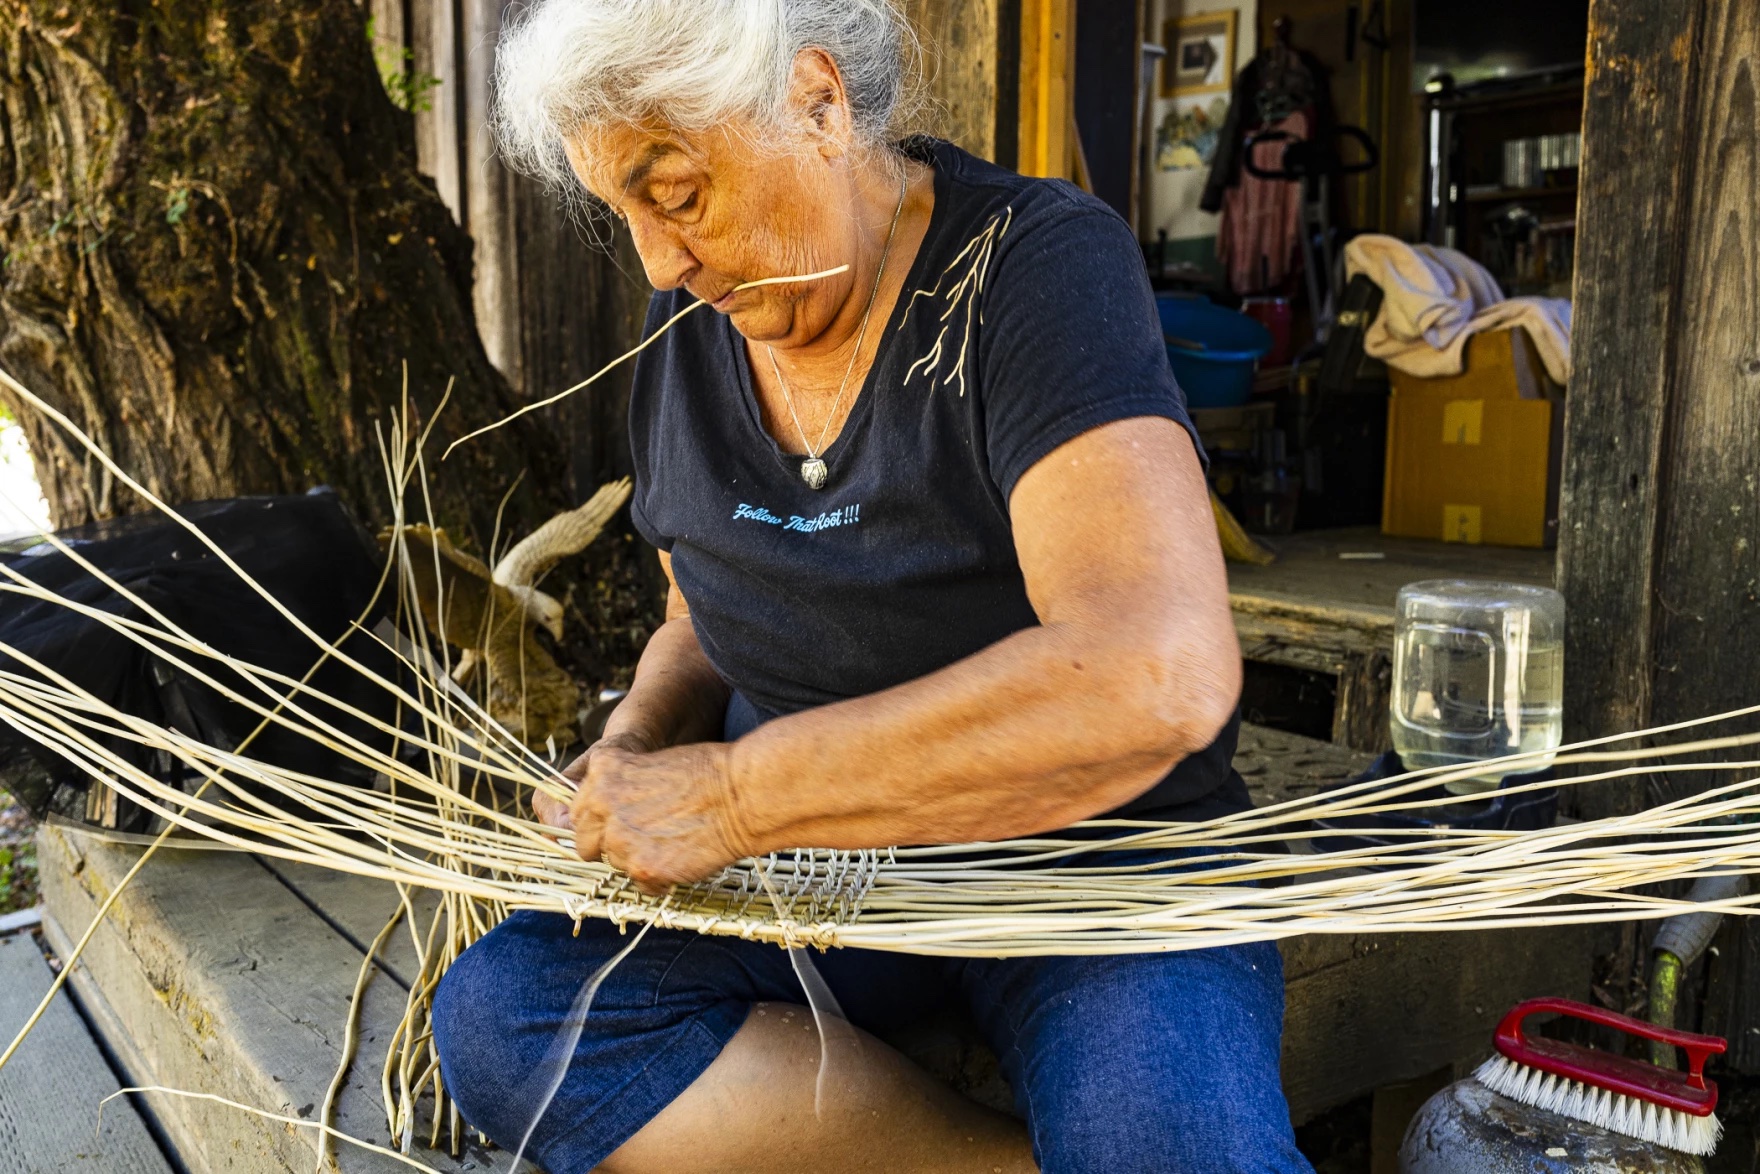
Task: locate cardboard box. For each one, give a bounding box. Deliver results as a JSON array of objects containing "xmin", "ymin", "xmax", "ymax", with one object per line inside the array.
[{"xmin": 1382, "ymin": 329, "xmax": 1563, "ymax": 548}]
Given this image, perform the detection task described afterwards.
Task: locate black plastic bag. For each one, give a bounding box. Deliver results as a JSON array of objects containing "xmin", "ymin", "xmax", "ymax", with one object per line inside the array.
[{"xmin": 0, "ymin": 490, "xmax": 398, "ymax": 829}]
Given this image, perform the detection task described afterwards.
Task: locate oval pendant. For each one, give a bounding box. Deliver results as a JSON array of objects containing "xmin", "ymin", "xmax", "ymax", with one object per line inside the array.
[{"xmin": 800, "ymin": 457, "xmax": 828, "ymax": 489}]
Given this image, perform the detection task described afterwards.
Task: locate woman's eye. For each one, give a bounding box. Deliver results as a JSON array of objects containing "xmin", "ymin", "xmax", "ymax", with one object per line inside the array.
[{"xmin": 664, "ymin": 191, "xmax": 698, "ymax": 216}]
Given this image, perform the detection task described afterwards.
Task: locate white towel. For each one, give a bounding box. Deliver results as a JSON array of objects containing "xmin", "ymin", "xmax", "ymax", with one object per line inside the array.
[{"xmin": 1343, "ymin": 234, "xmax": 1572, "ymax": 385}]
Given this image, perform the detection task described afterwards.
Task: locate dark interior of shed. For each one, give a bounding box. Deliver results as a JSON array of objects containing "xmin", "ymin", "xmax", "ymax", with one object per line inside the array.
[{"xmin": 1044, "ymin": 0, "xmax": 1587, "ymax": 749}]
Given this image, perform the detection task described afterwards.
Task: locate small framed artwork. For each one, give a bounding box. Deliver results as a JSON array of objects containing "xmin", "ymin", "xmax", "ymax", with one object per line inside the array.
[{"xmin": 1163, "ymin": 11, "xmax": 1237, "ymax": 98}]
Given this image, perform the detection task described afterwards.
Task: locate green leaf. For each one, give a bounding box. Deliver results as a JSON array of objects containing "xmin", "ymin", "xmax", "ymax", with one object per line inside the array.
[{"xmin": 367, "ymin": 17, "xmax": 440, "ymax": 113}]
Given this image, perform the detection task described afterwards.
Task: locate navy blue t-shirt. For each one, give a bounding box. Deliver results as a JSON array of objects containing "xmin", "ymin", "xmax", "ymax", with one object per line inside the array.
[{"xmin": 628, "ymin": 138, "xmax": 1247, "ymax": 821}]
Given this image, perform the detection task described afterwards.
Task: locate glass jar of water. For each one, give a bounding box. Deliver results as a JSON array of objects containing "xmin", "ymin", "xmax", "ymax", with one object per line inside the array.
[{"xmin": 1390, "ymin": 580, "xmax": 1565, "ymax": 792}]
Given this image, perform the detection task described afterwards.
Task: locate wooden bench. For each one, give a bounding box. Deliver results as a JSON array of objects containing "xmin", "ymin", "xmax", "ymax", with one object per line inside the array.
[
  {"xmin": 33, "ymin": 723, "xmax": 1589, "ymax": 1172},
  {"xmin": 1227, "ymin": 527, "xmax": 1555, "ymax": 751}
]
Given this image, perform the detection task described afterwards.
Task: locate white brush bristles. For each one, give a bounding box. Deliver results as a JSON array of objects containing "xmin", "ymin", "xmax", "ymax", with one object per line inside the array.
[{"xmin": 1474, "ymin": 1054, "xmax": 1722, "ymax": 1157}]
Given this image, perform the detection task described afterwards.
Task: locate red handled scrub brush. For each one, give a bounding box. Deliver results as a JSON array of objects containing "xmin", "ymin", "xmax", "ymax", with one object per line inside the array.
[{"xmin": 1474, "ymin": 997, "xmax": 1726, "ymax": 1157}]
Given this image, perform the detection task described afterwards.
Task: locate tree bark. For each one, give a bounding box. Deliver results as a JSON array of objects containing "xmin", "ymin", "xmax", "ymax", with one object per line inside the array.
[{"xmin": 0, "ymin": 0, "xmax": 570, "ymax": 548}]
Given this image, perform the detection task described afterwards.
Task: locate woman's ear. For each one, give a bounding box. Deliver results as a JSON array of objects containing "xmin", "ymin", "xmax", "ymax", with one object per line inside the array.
[{"xmin": 787, "ymin": 48, "xmax": 854, "ymax": 158}]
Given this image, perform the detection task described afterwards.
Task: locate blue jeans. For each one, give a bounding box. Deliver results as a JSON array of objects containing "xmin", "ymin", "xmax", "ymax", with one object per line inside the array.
[{"xmin": 432, "ymin": 911, "xmax": 1311, "ymax": 1173}]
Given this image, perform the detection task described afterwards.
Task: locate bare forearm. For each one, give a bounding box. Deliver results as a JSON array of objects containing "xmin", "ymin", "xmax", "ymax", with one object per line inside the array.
[
  {"xmin": 603, "ymin": 617, "xmax": 729, "ymax": 751},
  {"xmin": 721, "ymin": 424, "xmax": 1241, "ymax": 855},
  {"xmin": 722, "ymin": 614, "xmax": 1239, "ymax": 853},
  {"xmin": 561, "ymin": 422, "xmax": 1244, "ymax": 890}
]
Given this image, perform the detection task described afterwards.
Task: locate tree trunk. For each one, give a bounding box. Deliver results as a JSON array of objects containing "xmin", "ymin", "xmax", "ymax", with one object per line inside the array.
[{"xmin": 0, "ymin": 0, "xmax": 570, "ymax": 548}]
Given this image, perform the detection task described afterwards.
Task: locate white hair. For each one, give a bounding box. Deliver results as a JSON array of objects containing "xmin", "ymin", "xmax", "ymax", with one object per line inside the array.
[{"xmin": 492, "ymin": 0, "xmax": 923, "ymax": 191}]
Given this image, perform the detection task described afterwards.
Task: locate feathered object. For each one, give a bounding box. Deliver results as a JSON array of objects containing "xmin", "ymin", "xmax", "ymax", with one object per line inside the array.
[
  {"xmin": 493, "ymin": 478, "xmax": 633, "ymax": 639},
  {"xmin": 381, "ymin": 478, "xmax": 631, "ymax": 751}
]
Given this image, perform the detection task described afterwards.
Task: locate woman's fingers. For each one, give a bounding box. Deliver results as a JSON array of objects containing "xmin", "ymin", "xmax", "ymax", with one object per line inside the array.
[
  {"xmin": 531, "ymin": 790, "xmax": 572, "ymax": 831},
  {"xmin": 534, "ymin": 740, "xmax": 743, "ymax": 888},
  {"xmin": 569, "ymin": 782, "xmax": 608, "ymax": 864},
  {"xmin": 578, "ymin": 744, "xmax": 743, "ymax": 890},
  {"xmin": 559, "ymin": 749, "xmax": 593, "ymax": 786},
  {"xmin": 559, "ymin": 731, "xmax": 651, "ymax": 787},
  {"xmin": 551, "ymin": 735, "xmax": 654, "ymax": 860}
]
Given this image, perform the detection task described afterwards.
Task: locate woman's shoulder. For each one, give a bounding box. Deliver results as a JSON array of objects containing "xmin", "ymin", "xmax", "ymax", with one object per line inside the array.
[{"xmin": 919, "ymin": 137, "xmax": 1131, "ymax": 248}]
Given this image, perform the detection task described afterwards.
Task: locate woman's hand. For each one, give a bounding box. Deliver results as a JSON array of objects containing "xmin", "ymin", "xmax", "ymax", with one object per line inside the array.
[
  {"xmin": 537, "ymin": 735, "xmax": 749, "ymax": 893},
  {"xmin": 531, "ymin": 731, "xmax": 646, "ymax": 831}
]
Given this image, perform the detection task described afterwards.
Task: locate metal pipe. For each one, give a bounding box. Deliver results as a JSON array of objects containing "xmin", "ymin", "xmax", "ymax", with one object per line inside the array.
[
  {"xmin": 1647, "ymin": 950, "xmax": 1684, "ymax": 1069},
  {"xmin": 1647, "ymin": 872, "xmax": 1748, "ymax": 1067}
]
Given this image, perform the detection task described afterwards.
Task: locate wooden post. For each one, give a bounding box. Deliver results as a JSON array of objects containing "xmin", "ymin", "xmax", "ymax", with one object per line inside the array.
[
  {"xmin": 1332, "ymin": 649, "xmax": 1394, "ymax": 754},
  {"xmin": 410, "ymin": 0, "xmax": 464, "ymax": 221},
  {"xmin": 905, "ymin": 0, "xmax": 1002, "ymax": 159},
  {"xmin": 1559, "ymin": 0, "xmax": 1760, "ymax": 1063},
  {"xmin": 1017, "ymin": 0, "xmax": 1076, "ymax": 179},
  {"xmin": 1560, "ymin": 0, "xmax": 1760, "ymax": 813},
  {"xmin": 363, "ymin": 0, "xmax": 405, "ymax": 79},
  {"xmin": 461, "ymin": 0, "xmax": 520, "ymax": 381}
]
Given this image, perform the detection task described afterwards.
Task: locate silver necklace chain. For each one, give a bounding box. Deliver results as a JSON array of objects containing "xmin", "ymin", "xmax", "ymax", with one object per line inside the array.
[{"xmin": 766, "ymin": 173, "xmax": 909, "ymax": 489}]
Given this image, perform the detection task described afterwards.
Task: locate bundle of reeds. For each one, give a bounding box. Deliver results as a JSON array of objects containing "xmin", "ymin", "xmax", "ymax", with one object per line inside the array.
[{"xmin": 3, "ymin": 357, "xmax": 1759, "ymax": 1165}]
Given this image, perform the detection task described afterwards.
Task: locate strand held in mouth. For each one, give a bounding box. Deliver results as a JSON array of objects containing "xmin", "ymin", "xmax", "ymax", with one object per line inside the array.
[{"xmin": 441, "ymin": 264, "xmax": 853, "ymax": 460}]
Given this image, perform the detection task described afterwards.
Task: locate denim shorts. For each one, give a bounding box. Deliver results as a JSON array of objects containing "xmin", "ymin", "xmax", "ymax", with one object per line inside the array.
[{"xmin": 432, "ymin": 900, "xmax": 1312, "ymax": 1173}]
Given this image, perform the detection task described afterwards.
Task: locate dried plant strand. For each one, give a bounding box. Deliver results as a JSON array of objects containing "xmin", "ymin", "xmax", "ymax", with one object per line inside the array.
[
  {"xmin": 440, "ymin": 264, "xmax": 853, "ymax": 459},
  {"xmin": 6, "ymin": 367, "xmax": 1760, "ymax": 1161},
  {"xmin": 99, "ymin": 1088, "xmax": 445, "ymax": 1173},
  {"xmin": 315, "ymin": 905, "xmax": 406, "ymax": 1174}
]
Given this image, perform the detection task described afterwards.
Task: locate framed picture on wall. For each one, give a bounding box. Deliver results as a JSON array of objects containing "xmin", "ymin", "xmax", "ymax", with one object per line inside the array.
[{"xmin": 1162, "ymin": 11, "xmax": 1237, "ymax": 98}]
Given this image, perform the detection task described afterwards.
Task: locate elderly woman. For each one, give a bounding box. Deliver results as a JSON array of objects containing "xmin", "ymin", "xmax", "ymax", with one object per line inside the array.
[{"xmin": 432, "ymin": 3, "xmax": 1311, "ymax": 1172}]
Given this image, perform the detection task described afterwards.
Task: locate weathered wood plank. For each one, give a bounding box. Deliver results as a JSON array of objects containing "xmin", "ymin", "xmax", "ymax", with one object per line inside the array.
[
  {"xmin": 1642, "ymin": 1, "xmax": 1760, "ymax": 803},
  {"xmin": 36, "ymin": 827, "xmax": 509, "ymax": 1173},
  {"xmin": 1557, "ymin": 0, "xmax": 1707, "ymax": 815},
  {"xmin": 1332, "ymin": 649, "xmax": 1394, "ymax": 754},
  {"xmin": 1229, "ymin": 527, "xmax": 1556, "ymax": 618},
  {"xmin": 256, "ymin": 857, "xmax": 443, "ymax": 991},
  {"xmin": 460, "ymin": 0, "xmax": 521, "ymax": 380},
  {"xmin": 905, "ymin": 0, "xmax": 1001, "ymax": 158},
  {"xmin": 1281, "ymin": 924, "xmax": 1592, "ymax": 1124},
  {"xmin": 411, "ymin": 0, "xmax": 464, "ymax": 222},
  {"xmin": 1702, "ymin": 909, "xmax": 1760, "ymax": 1072},
  {"xmin": 1232, "ymin": 596, "xmax": 1391, "ymax": 675},
  {"xmin": 1556, "ymin": 0, "xmax": 1760, "ymax": 1063},
  {"xmin": 0, "ymin": 932, "xmax": 173, "ymax": 1174},
  {"xmin": 1636, "ymin": 0, "xmax": 1760, "ymax": 1067},
  {"xmin": 364, "ymin": 0, "xmax": 403, "ymax": 57}
]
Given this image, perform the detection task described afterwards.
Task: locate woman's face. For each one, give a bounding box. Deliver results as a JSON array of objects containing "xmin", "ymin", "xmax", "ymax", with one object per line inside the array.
[{"xmin": 566, "ymin": 55, "xmax": 871, "ymax": 351}]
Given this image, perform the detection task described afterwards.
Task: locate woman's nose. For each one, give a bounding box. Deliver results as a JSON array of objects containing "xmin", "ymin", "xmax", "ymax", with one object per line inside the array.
[{"xmin": 627, "ymin": 217, "xmax": 697, "ymax": 292}]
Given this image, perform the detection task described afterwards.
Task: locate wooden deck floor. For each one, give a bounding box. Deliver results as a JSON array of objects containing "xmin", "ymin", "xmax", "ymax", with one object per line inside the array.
[
  {"xmin": 23, "ymin": 722, "xmax": 1592, "ymax": 1172},
  {"xmin": 36, "ymin": 833, "xmax": 511, "ymax": 1173},
  {"xmin": 0, "ymin": 924, "xmax": 172, "ymax": 1173}
]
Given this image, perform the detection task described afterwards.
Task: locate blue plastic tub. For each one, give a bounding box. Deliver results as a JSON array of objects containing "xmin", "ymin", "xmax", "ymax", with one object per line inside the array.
[{"xmin": 1156, "ymin": 295, "xmax": 1274, "ymax": 409}]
